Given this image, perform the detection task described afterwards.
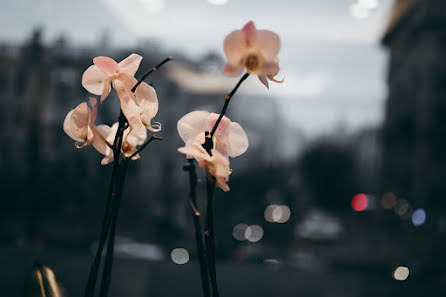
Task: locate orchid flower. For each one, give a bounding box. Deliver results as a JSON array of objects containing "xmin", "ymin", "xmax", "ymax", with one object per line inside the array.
[
  {"xmin": 177, "ymin": 111, "xmax": 248, "ymax": 158},
  {"xmin": 178, "ymin": 133, "xmax": 232, "ymax": 192},
  {"xmin": 177, "ymin": 111, "xmax": 249, "ymax": 191},
  {"xmin": 63, "ymin": 98, "xmax": 114, "ymax": 162},
  {"xmin": 97, "ymin": 122, "xmax": 146, "ymax": 165},
  {"xmin": 223, "ymin": 21, "xmax": 283, "ymax": 89},
  {"xmin": 82, "ymin": 53, "xmax": 142, "ymax": 102}
]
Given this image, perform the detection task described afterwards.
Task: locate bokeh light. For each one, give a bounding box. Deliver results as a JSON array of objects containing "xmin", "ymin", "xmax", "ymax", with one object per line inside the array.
[
  {"xmin": 245, "ymin": 225, "xmax": 264, "ymax": 243},
  {"xmin": 232, "ymin": 223, "xmax": 248, "ymax": 241},
  {"xmin": 265, "ymin": 205, "xmax": 291, "ymax": 223},
  {"xmin": 393, "ymin": 266, "xmax": 409, "ymax": 281},
  {"xmin": 352, "ymin": 193, "xmax": 369, "ymax": 211},
  {"xmin": 264, "ymin": 205, "xmax": 277, "ymax": 223},
  {"xmin": 381, "ymin": 192, "xmax": 397, "ymax": 209},
  {"xmin": 412, "ymin": 208, "xmax": 426, "ymax": 227},
  {"xmin": 207, "ymin": 0, "xmax": 228, "ymax": 5},
  {"xmin": 394, "ymin": 199, "xmax": 412, "ymax": 219},
  {"xmin": 170, "ymin": 248, "xmax": 189, "ymax": 264}
]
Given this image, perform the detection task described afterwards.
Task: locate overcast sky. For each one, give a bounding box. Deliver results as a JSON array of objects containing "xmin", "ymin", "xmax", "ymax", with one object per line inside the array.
[{"xmin": 1, "ymin": 0, "xmax": 394, "ymax": 137}]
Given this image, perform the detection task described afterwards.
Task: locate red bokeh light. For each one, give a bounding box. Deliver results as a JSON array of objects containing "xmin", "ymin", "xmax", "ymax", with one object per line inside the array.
[{"xmin": 352, "ymin": 193, "xmax": 369, "ymax": 211}]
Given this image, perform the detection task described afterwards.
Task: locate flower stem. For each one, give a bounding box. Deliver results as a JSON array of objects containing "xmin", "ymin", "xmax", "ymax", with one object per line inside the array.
[
  {"xmin": 131, "ymin": 56, "xmax": 173, "ymax": 92},
  {"xmin": 83, "ymin": 57, "xmax": 171, "ymax": 297},
  {"xmin": 127, "ymin": 134, "xmax": 163, "ymax": 160},
  {"xmin": 205, "ymin": 174, "xmax": 219, "ymax": 297},
  {"xmin": 184, "ymin": 159, "xmax": 211, "ymax": 297},
  {"xmin": 83, "ymin": 111, "xmax": 126, "ymax": 297},
  {"xmin": 98, "ymin": 158, "xmax": 129, "ymax": 297},
  {"xmin": 210, "ymin": 73, "xmax": 249, "ymax": 137}
]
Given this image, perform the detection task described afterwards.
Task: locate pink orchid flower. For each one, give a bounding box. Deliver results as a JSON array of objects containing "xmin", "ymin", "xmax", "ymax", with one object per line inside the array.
[
  {"xmin": 113, "ymin": 79, "xmax": 161, "ymax": 147},
  {"xmin": 82, "ymin": 53, "xmax": 142, "ymax": 102},
  {"xmin": 177, "ymin": 111, "xmax": 248, "ymax": 158},
  {"xmin": 223, "ymin": 21, "xmax": 283, "ymax": 89},
  {"xmin": 177, "ymin": 111, "xmax": 248, "ymax": 191},
  {"xmin": 97, "ymin": 122, "xmax": 145, "ymax": 165},
  {"xmin": 63, "ymin": 98, "xmax": 100, "ymax": 147},
  {"xmin": 64, "ymin": 98, "xmax": 112, "ymax": 159},
  {"xmin": 178, "ymin": 133, "xmax": 232, "ymax": 192}
]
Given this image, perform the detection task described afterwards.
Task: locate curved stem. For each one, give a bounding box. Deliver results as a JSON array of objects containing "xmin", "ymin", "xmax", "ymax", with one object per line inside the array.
[
  {"xmin": 131, "ymin": 56, "xmax": 173, "ymax": 92},
  {"xmin": 210, "ymin": 73, "xmax": 249, "ymax": 137},
  {"xmin": 127, "ymin": 134, "xmax": 163, "ymax": 160}
]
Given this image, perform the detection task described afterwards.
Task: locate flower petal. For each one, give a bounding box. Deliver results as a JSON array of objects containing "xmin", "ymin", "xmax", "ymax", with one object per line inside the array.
[
  {"xmin": 117, "ymin": 72, "xmax": 138, "ymax": 91},
  {"xmin": 223, "ymin": 30, "xmax": 247, "ymax": 67},
  {"xmin": 225, "ymin": 122, "xmax": 249, "ymax": 157},
  {"xmin": 252, "ymin": 30, "xmax": 281, "ymax": 61},
  {"xmin": 114, "ymin": 80, "xmax": 147, "ymax": 146},
  {"xmin": 258, "ymin": 74, "xmax": 269, "ymax": 89},
  {"xmin": 135, "ymin": 82, "xmax": 160, "ymax": 131},
  {"xmin": 177, "ymin": 111, "xmax": 211, "ymax": 143},
  {"xmin": 209, "ymin": 149, "xmax": 231, "ymax": 191},
  {"xmin": 223, "ymin": 64, "xmax": 244, "ymax": 76},
  {"xmin": 63, "ymin": 102, "xmax": 90, "ymax": 142},
  {"xmin": 261, "ymin": 61, "xmax": 280, "ymax": 76},
  {"xmin": 93, "ymin": 56, "xmax": 119, "ymax": 76},
  {"xmin": 208, "ymin": 113, "xmax": 230, "ymax": 136},
  {"xmin": 118, "ymin": 53, "xmax": 143, "ymax": 76},
  {"xmin": 242, "ymin": 21, "xmax": 256, "ymax": 47},
  {"xmin": 89, "ymin": 97, "xmax": 98, "ymax": 123},
  {"xmin": 178, "ymin": 138, "xmax": 211, "ymax": 162},
  {"xmin": 100, "ymin": 77, "xmax": 112, "ymax": 103},
  {"xmin": 82, "ymin": 65, "xmax": 108, "ymax": 95},
  {"xmin": 92, "ymin": 124, "xmax": 112, "ymax": 158}
]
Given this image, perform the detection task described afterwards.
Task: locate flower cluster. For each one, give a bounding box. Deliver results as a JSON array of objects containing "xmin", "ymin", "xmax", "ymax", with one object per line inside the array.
[
  {"xmin": 64, "ymin": 54, "xmax": 161, "ymax": 164},
  {"xmin": 177, "ymin": 20, "xmax": 282, "ymax": 191}
]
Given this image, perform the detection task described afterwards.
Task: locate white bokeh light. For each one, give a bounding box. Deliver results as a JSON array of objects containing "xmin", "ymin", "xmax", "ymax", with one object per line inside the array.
[
  {"xmin": 393, "ymin": 266, "xmax": 409, "ymax": 281},
  {"xmin": 170, "ymin": 248, "xmax": 189, "ymax": 264},
  {"xmin": 245, "ymin": 225, "xmax": 264, "ymax": 243},
  {"xmin": 232, "ymin": 223, "xmax": 249, "ymax": 241}
]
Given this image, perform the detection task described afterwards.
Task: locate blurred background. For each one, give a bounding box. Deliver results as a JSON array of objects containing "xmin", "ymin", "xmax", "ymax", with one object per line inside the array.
[{"xmin": 1, "ymin": 0, "xmax": 446, "ymax": 296}]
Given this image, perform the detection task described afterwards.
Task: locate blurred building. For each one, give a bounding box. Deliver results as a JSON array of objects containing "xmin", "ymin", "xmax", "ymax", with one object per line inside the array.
[{"xmin": 381, "ymin": 0, "xmax": 446, "ymax": 210}]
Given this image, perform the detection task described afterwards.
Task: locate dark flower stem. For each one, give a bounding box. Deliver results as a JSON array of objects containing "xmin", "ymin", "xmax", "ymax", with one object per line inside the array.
[
  {"xmin": 98, "ymin": 158, "xmax": 129, "ymax": 297},
  {"xmin": 209, "ymin": 73, "xmax": 249, "ymax": 137},
  {"xmin": 83, "ymin": 111, "xmax": 127, "ymax": 297},
  {"xmin": 184, "ymin": 159, "xmax": 211, "ymax": 297},
  {"xmin": 205, "ymin": 174, "xmax": 218, "ymax": 297},
  {"xmin": 198, "ymin": 73, "xmax": 250, "ymax": 297},
  {"xmin": 83, "ymin": 57, "xmax": 172, "ymax": 297},
  {"xmin": 131, "ymin": 56, "xmax": 173, "ymax": 92},
  {"xmin": 128, "ymin": 134, "xmax": 163, "ymax": 160}
]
